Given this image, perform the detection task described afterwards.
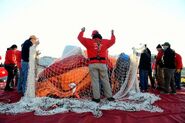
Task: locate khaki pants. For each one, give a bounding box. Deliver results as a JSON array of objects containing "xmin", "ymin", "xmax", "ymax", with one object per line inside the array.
[
  {"xmin": 89, "ymin": 63, "xmax": 112, "ymax": 99},
  {"xmin": 156, "ymin": 65, "xmax": 164, "ymax": 88}
]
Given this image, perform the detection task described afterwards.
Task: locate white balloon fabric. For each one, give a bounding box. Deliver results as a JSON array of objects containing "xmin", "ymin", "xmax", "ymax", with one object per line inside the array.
[{"xmin": 61, "ymin": 45, "xmax": 84, "ymax": 59}]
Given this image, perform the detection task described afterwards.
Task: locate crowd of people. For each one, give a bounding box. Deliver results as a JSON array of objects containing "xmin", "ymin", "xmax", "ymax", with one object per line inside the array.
[
  {"xmin": 138, "ymin": 42, "xmax": 183, "ymax": 94},
  {"xmin": 1, "ymin": 28, "xmax": 183, "ymax": 103}
]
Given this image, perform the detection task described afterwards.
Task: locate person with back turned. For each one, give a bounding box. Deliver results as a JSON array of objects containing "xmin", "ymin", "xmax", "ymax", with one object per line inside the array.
[{"xmin": 77, "ymin": 27, "xmax": 115, "ymax": 103}]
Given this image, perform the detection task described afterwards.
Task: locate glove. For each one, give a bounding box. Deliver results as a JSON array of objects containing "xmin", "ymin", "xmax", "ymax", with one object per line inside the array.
[
  {"xmin": 81, "ymin": 27, "xmax": 85, "ymax": 32},
  {"xmin": 111, "ymin": 29, "xmax": 114, "ymax": 35}
]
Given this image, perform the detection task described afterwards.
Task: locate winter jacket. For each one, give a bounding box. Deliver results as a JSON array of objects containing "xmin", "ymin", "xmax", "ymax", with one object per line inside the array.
[
  {"xmin": 175, "ymin": 53, "xmax": 183, "ymax": 69},
  {"xmin": 139, "ymin": 51, "xmax": 151, "ymax": 70},
  {"xmin": 78, "ymin": 31, "xmax": 115, "ymax": 64},
  {"xmin": 15, "ymin": 50, "xmax": 21, "ymax": 69},
  {"xmin": 21, "ymin": 39, "xmax": 33, "ymax": 62},
  {"xmin": 156, "ymin": 49, "xmax": 164, "ymax": 67},
  {"xmin": 4, "ymin": 49, "xmax": 17, "ymax": 65},
  {"xmin": 163, "ymin": 48, "xmax": 175, "ymax": 69}
]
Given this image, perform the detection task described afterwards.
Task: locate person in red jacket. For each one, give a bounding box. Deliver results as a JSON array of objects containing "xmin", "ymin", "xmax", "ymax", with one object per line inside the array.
[
  {"xmin": 15, "ymin": 50, "xmax": 21, "ymax": 69},
  {"xmin": 175, "ymin": 53, "xmax": 183, "ymax": 89},
  {"xmin": 78, "ymin": 27, "xmax": 115, "ymax": 103},
  {"xmin": 0, "ymin": 55, "xmax": 2, "ymax": 66},
  {"xmin": 12, "ymin": 50, "xmax": 21, "ymax": 87},
  {"xmin": 155, "ymin": 44, "xmax": 164, "ymax": 90},
  {"xmin": 4, "ymin": 44, "xmax": 17, "ymax": 91}
]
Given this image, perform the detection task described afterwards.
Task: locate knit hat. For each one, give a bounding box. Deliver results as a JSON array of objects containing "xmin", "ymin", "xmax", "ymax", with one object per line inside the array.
[
  {"xmin": 156, "ymin": 44, "xmax": 162, "ymax": 49},
  {"xmin": 91, "ymin": 30, "xmax": 99, "ymax": 36}
]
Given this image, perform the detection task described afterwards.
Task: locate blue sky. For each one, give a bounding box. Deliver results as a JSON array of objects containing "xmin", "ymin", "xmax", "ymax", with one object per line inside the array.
[{"xmin": 0, "ymin": 0, "xmax": 185, "ymax": 64}]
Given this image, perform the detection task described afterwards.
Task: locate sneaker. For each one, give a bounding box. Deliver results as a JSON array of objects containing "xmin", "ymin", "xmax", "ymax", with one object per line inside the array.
[
  {"xmin": 160, "ymin": 91, "xmax": 169, "ymax": 94},
  {"xmin": 18, "ymin": 92, "xmax": 24, "ymax": 97},
  {"xmin": 151, "ymin": 86, "xmax": 156, "ymax": 89},
  {"xmin": 10, "ymin": 82, "xmax": 15, "ymax": 88},
  {"xmin": 4, "ymin": 87, "xmax": 14, "ymax": 91},
  {"xmin": 141, "ymin": 90, "xmax": 148, "ymax": 93},
  {"xmin": 176, "ymin": 87, "xmax": 181, "ymax": 90},
  {"xmin": 107, "ymin": 97, "xmax": 115, "ymax": 101},
  {"xmin": 92, "ymin": 98, "xmax": 100, "ymax": 103},
  {"xmin": 170, "ymin": 91, "xmax": 176, "ymax": 94}
]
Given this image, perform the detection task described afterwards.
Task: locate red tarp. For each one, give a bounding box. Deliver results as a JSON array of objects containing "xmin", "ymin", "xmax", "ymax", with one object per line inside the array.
[{"xmin": 0, "ymin": 88, "xmax": 185, "ymax": 123}]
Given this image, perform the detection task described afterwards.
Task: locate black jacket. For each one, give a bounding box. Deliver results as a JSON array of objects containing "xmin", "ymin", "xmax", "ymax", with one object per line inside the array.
[
  {"xmin": 139, "ymin": 50, "xmax": 151, "ymax": 70},
  {"xmin": 21, "ymin": 39, "xmax": 33, "ymax": 62},
  {"xmin": 163, "ymin": 47, "xmax": 175, "ymax": 69}
]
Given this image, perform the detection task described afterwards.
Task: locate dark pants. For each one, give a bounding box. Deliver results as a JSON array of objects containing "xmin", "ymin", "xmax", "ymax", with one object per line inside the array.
[
  {"xmin": 148, "ymin": 68, "xmax": 155, "ymax": 88},
  {"xmin": 139, "ymin": 69, "xmax": 149, "ymax": 91},
  {"xmin": 156, "ymin": 65, "xmax": 164, "ymax": 90},
  {"xmin": 9, "ymin": 67, "xmax": 19, "ymax": 87},
  {"xmin": 4, "ymin": 64, "xmax": 15, "ymax": 89},
  {"xmin": 163, "ymin": 68, "xmax": 176, "ymax": 93},
  {"xmin": 175, "ymin": 71, "xmax": 181, "ymax": 89}
]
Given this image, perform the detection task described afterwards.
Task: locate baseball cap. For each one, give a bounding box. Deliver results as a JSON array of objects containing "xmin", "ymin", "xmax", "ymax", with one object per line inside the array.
[{"xmin": 162, "ymin": 42, "xmax": 170, "ymax": 47}]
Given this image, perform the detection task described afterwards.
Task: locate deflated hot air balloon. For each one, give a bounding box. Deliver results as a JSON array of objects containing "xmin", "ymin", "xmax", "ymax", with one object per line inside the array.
[{"xmin": 36, "ymin": 46, "xmax": 130, "ymax": 98}]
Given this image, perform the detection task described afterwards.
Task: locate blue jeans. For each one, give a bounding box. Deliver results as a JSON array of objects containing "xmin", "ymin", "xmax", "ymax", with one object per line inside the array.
[
  {"xmin": 17, "ymin": 61, "xmax": 29, "ymax": 94},
  {"xmin": 175, "ymin": 71, "xmax": 181, "ymax": 89},
  {"xmin": 139, "ymin": 69, "xmax": 149, "ymax": 91}
]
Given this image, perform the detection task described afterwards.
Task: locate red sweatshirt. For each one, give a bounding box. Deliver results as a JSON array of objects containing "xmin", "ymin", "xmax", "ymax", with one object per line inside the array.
[
  {"xmin": 15, "ymin": 50, "xmax": 21, "ymax": 69},
  {"xmin": 78, "ymin": 31, "xmax": 115, "ymax": 64},
  {"xmin": 4, "ymin": 49, "xmax": 17, "ymax": 65},
  {"xmin": 156, "ymin": 49, "xmax": 164, "ymax": 65},
  {"xmin": 175, "ymin": 53, "xmax": 183, "ymax": 69}
]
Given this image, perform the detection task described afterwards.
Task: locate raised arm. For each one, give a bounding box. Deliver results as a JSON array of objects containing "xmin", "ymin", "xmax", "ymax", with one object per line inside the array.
[
  {"xmin": 105, "ymin": 29, "xmax": 116, "ymax": 48},
  {"xmin": 77, "ymin": 27, "xmax": 86, "ymax": 44},
  {"xmin": 111, "ymin": 29, "xmax": 115, "ymax": 43}
]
